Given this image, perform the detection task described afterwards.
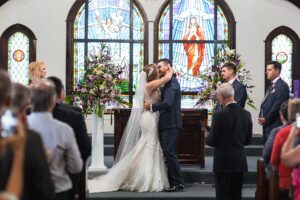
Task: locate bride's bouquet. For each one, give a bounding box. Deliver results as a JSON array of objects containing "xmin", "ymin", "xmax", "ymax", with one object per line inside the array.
[{"xmin": 74, "ymin": 44, "xmax": 127, "ymax": 117}]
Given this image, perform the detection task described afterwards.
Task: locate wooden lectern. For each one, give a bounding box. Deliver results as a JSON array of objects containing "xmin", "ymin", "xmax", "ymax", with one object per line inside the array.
[{"xmin": 114, "ymin": 109, "xmax": 208, "ymax": 168}]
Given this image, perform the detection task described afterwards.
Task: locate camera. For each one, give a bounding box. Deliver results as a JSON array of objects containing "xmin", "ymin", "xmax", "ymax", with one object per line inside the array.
[{"xmin": 1, "ymin": 109, "xmax": 18, "ymax": 138}]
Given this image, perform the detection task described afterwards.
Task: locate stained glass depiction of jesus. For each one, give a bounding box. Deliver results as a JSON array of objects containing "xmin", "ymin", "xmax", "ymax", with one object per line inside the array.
[{"xmin": 183, "ymin": 16, "xmax": 205, "ymax": 76}]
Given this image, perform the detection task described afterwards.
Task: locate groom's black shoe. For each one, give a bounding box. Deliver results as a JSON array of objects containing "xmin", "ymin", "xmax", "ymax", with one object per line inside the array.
[{"xmin": 164, "ymin": 184, "xmax": 185, "ymax": 192}]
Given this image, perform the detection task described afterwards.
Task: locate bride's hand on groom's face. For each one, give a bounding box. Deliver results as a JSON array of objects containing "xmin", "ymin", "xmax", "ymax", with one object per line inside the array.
[
  {"xmin": 165, "ymin": 68, "xmax": 174, "ymax": 79},
  {"xmin": 143, "ymin": 100, "xmax": 151, "ymax": 111}
]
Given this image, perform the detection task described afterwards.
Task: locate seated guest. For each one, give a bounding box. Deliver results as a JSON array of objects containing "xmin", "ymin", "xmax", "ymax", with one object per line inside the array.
[
  {"xmin": 221, "ymin": 62, "xmax": 247, "ymax": 108},
  {"xmin": 0, "ymin": 120, "xmax": 26, "ymax": 200},
  {"xmin": 28, "ymin": 61, "xmax": 47, "ymax": 86},
  {"xmin": 262, "ymin": 100, "xmax": 289, "ymax": 175},
  {"xmin": 47, "ymin": 76, "xmax": 91, "ymax": 198},
  {"xmin": 281, "ymin": 100, "xmax": 300, "ymax": 200},
  {"xmin": 207, "ymin": 83, "xmax": 252, "ymax": 200},
  {"xmin": 0, "ymin": 71, "xmax": 26, "ymax": 200},
  {"xmin": 27, "ymin": 81, "xmax": 82, "ymax": 200},
  {"xmin": 271, "ymin": 99, "xmax": 300, "ymax": 190},
  {"xmin": 2, "ymin": 83, "xmax": 55, "ymax": 200}
]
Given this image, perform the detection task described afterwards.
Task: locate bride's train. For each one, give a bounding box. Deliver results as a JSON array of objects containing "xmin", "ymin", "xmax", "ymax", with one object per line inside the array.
[{"xmin": 88, "ymin": 111, "xmax": 169, "ymax": 193}]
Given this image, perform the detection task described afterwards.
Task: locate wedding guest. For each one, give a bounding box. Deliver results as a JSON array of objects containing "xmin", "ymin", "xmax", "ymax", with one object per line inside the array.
[
  {"xmin": 270, "ymin": 99, "xmax": 300, "ymax": 190},
  {"xmin": 259, "ymin": 61, "xmax": 290, "ymax": 144},
  {"xmin": 47, "ymin": 76, "xmax": 91, "ymax": 199},
  {"xmin": 281, "ymin": 114, "xmax": 300, "ymax": 200},
  {"xmin": 262, "ymin": 100, "xmax": 289, "ymax": 175},
  {"xmin": 0, "ymin": 120, "xmax": 26, "ymax": 200},
  {"xmin": 207, "ymin": 83, "xmax": 252, "ymax": 200},
  {"xmin": 221, "ymin": 62, "xmax": 247, "ymax": 108},
  {"xmin": 29, "ymin": 61, "xmax": 47, "ymax": 86},
  {"xmin": 27, "ymin": 81, "xmax": 82, "ymax": 200},
  {"xmin": 0, "ymin": 70, "xmax": 26, "ymax": 200}
]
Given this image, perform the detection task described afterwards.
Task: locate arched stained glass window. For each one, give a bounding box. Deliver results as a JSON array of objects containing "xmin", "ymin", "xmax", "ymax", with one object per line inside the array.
[
  {"xmin": 0, "ymin": 24, "xmax": 36, "ymax": 85},
  {"xmin": 265, "ymin": 26, "xmax": 300, "ymax": 94},
  {"xmin": 67, "ymin": 0, "xmax": 148, "ymax": 103},
  {"xmin": 272, "ymin": 34, "xmax": 293, "ymax": 91},
  {"xmin": 8, "ymin": 32, "xmax": 30, "ymax": 84},
  {"xmin": 155, "ymin": 0, "xmax": 235, "ymax": 108}
]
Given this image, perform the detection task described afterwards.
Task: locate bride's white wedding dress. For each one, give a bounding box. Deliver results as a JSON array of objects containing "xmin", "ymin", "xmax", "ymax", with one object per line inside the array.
[{"xmin": 88, "ymin": 90, "xmax": 169, "ymax": 193}]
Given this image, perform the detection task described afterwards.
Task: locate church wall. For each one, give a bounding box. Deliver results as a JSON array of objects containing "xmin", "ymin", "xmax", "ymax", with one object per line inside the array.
[{"xmin": 0, "ymin": 0, "xmax": 300, "ymax": 134}]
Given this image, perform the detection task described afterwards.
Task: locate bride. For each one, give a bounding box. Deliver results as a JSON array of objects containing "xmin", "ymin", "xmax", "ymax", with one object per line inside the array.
[{"xmin": 88, "ymin": 64, "xmax": 174, "ymax": 193}]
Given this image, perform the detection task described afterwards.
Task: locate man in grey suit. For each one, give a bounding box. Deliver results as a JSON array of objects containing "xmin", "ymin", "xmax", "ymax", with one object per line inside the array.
[
  {"xmin": 259, "ymin": 61, "xmax": 290, "ymax": 144},
  {"xmin": 144, "ymin": 58, "xmax": 184, "ymax": 192}
]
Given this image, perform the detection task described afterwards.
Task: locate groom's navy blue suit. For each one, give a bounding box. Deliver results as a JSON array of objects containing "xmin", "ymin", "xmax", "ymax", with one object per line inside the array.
[{"xmin": 152, "ymin": 74, "xmax": 184, "ymax": 187}]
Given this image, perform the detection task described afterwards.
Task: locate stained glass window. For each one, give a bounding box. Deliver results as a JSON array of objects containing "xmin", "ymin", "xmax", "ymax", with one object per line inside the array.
[
  {"xmin": 272, "ymin": 34, "xmax": 293, "ymax": 91},
  {"xmin": 157, "ymin": 0, "xmax": 234, "ymax": 107},
  {"xmin": 0, "ymin": 24, "xmax": 36, "ymax": 85},
  {"xmin": 7, "ymin": 32, "xmax": 30, "ymax": 84},
  {"xmin": 71, "ymin": 0, "xmax": 146, "ymax": 103}
]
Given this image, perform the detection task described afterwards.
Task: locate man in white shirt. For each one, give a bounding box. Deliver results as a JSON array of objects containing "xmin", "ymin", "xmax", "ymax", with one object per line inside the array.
[{"xmin": 28, "ymin": 81, "xmax": 82, "ymax": 200}]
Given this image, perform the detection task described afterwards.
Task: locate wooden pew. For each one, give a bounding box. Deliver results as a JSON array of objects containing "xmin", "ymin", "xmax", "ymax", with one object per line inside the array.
[
  {"xmin": 255, "ymin": 158, "xmax": 269, "ymax": 200},
  {"xmin": 269, "ymin": 168, "xmax": 290, "ymax": 200}
]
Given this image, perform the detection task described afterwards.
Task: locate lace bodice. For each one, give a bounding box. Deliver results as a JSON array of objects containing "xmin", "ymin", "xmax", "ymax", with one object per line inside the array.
[{"xmin": 144, "ymin": 89, "xmax": 160, "ymax": 104}]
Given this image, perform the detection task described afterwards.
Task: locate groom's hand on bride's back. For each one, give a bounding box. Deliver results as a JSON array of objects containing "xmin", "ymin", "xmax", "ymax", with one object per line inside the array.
[{"xmin": 143, "ymin": 100, "xmax": 151, "ymax": 111}]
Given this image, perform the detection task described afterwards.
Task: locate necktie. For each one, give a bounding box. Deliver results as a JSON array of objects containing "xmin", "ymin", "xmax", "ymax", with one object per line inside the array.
[{"xmin": 262, "ymin": 83, "xmax": 274, "ymax": 103}]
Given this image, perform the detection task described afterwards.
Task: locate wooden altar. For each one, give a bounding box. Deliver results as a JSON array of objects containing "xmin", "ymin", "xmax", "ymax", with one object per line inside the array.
[{"xmin": 114, "ymin": 109, "xmax": 208, "ymax": 168}]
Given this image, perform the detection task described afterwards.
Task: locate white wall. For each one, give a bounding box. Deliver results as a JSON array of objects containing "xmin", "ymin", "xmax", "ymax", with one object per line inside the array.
[{"xmin": 1, "ymin": 0, "xmax": 300, "ymax": 134}]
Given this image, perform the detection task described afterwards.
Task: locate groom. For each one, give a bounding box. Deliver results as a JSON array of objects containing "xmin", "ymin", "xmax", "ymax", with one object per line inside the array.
[{"xmin": 144, "ymin": 58, "xmax": 184, "ymax": 192}]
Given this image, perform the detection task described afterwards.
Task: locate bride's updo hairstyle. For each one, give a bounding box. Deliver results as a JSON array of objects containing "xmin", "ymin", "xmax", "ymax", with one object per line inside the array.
[{"xmin": 143, "ymin": 64, "xmax": 157, "ymax": 82}]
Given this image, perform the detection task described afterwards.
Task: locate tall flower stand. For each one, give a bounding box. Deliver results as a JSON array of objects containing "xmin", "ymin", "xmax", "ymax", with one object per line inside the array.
[{"xmin": 88, "ymin": 113, "xmax": 107, "ymax": 173}]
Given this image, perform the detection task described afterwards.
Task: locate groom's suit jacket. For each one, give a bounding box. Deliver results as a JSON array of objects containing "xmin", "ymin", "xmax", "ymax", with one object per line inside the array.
[{"xmin": 152, "ymin": 74, "xmax": 182, "ymax": 130}]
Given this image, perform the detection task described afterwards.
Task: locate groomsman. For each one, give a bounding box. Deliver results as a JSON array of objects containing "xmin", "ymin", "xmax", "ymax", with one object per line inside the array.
[
  {"xmin": 207, "ymin": 83, "xmax": 252, "ymax": 200},
  {"xmin": 221, "ymin": 62, "xmax": 247, "ymax": 108},
  {"xmin": 259, "ymin": 61, "xmax": 290, "ymax": 144}
]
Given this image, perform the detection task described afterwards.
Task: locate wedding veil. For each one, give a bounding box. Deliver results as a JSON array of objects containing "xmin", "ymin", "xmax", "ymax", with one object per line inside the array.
[{"xmin": 114, "ymin": 71, "xmax": 147, "ymax": 163}]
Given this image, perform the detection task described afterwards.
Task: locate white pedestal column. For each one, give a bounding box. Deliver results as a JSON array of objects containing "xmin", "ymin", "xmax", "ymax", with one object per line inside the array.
[{"xmin": 88, "ymin": 113, "xmax": 107, "ymax": 172}]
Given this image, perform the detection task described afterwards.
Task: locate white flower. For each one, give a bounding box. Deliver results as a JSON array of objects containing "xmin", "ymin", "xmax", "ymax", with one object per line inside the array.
[{"xmin": 225, "ymin": 47, "xmax": 235, "ymax": 57}]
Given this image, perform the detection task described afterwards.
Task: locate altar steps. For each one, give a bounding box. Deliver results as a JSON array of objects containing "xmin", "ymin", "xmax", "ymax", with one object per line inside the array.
[
  {"xmin": 88, "ymin": 183, "xmax": 255, "ymax": 200},
  {"xmin": 86, "ymin": 134, "xmax": 263, "ymax": 199},
  {"xmin": 103, "ymin": 134, "xmax": 264, "ymax": 158}
]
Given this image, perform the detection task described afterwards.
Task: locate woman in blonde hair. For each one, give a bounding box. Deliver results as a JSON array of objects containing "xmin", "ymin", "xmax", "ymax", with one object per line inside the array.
[{"xmin": 28, "ymin": 61, "xmax": 47, "ymax": 85}]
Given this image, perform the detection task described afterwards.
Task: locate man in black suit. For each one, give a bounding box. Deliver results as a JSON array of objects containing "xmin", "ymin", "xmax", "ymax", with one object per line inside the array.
[
  {"xmin": 47, "ymin": 76, "xmax": 91, "ymax": 199},
  {"xmin": 221, "ymin": 62, "xmax": 247, "ymax": 108},
  {"xmin": 144, "ymin": 58, "xmax": 184, "ymax": 192},
  {"xmin": 207, "ymin": 83, "xmax": 252, "ymax": 200},
  {"xmin": 259, "ymin": 61, "xmax": 290, "ymax": 143}
]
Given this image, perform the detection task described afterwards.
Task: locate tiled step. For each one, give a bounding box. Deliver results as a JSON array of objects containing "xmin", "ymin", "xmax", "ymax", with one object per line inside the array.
[
  {"xmin": 88, "ymin": 183, "xmax": 255, "ymax": 200},
  {"xmin": 89, "ymin": 156, "xmax": 260, "ymax": 184},
  {"xmin": 205, "ymin": 145, "xmax": 263, "ymax": 156}
]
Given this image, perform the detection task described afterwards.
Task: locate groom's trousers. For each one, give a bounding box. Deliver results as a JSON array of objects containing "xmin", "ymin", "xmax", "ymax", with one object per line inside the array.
[{"xmin": 160, "ymin": 128, "xmax": 184, "ymax": 186}]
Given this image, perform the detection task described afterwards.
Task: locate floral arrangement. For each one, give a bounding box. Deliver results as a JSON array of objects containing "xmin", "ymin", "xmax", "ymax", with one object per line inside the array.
[
  {"xmin": 74, "ymin": 44, "xmax": 126, "ymax": 117},
  {"xmin": 196, "ymin": 46, "xmax": 255, "ymax": 110}
]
